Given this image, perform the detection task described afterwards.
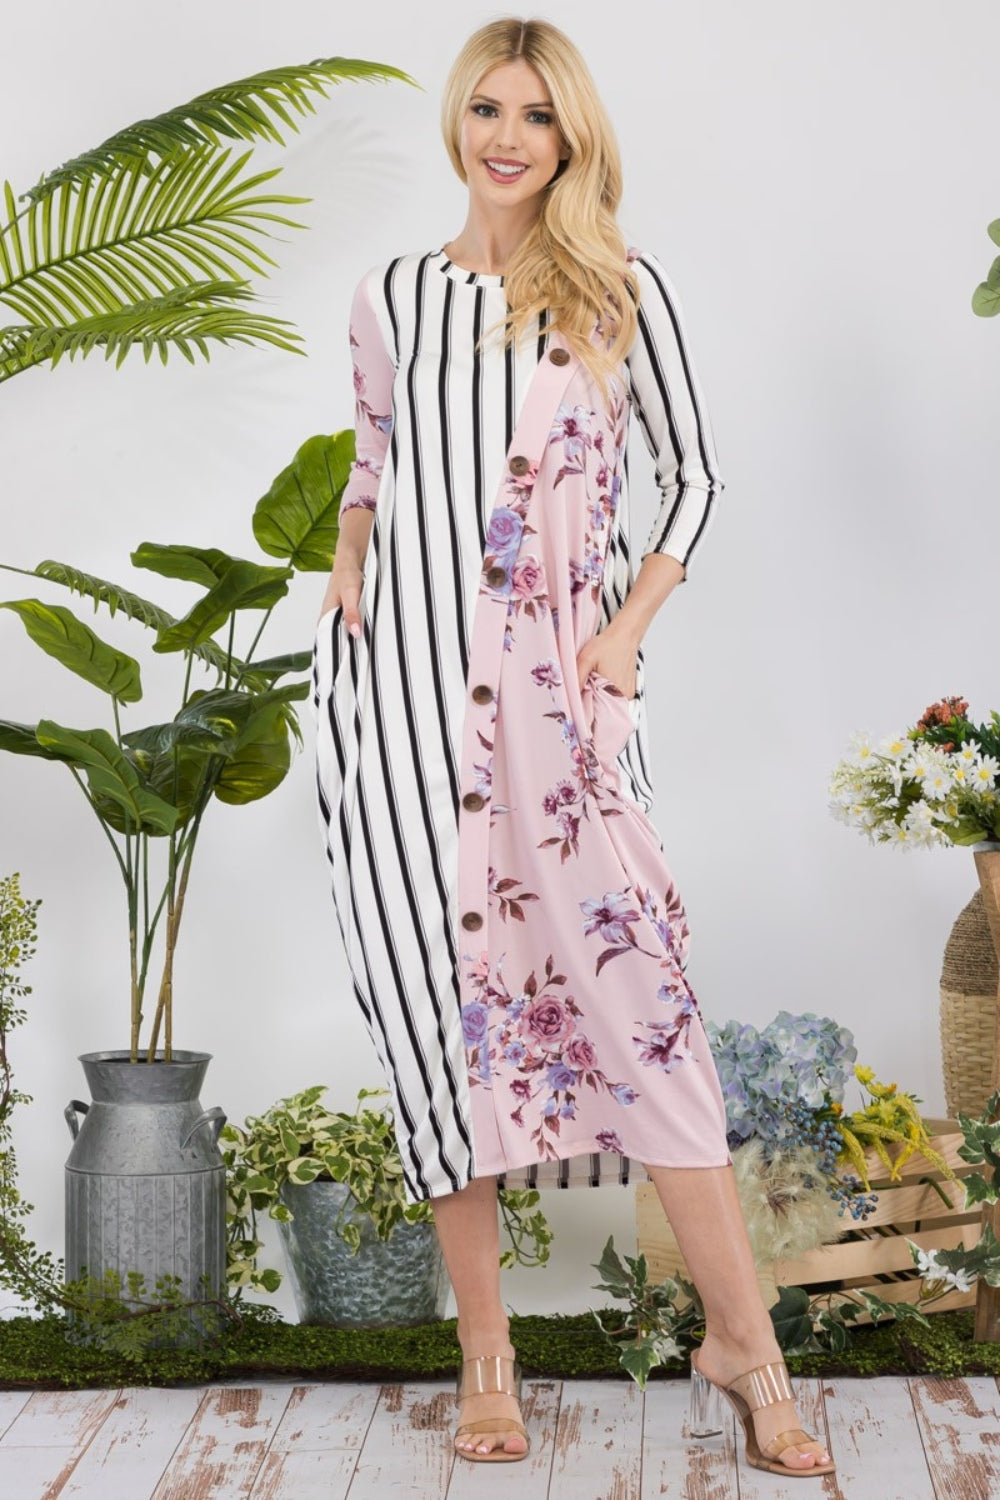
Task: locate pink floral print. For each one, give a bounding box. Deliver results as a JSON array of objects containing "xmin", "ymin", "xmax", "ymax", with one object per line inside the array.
[{"xmin": 458, "ymin": 374, "xmax": 730, "ymax": 1174}]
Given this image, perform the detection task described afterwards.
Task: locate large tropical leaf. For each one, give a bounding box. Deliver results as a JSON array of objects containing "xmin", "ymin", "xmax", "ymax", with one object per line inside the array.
[
  {"xmin": 123, "ymin": 716, "xmax": 236, "ymax": 758},
  {"xmin": 0, "ymin": 719, "xmax": 69, "ymax": 760},
  {"xmin": 214, "ymin": 702, "xmax": 293, "ymax": 804},
  {"xmin": 0, "ymin": 280, "xmax": 303, "ymax": 381},
  {"xmin": 35, "ymin": 720, "xmax": 178, "ymax": 833},
  {"xmin": 0, "ymin": 150, "xmax": 307, "ymax": 325},
  {"xmin": 234, "ymin": 650, "xmax": 312, "ymax": 684},
  {"xmin": 253, "ymin": 430, "xmax": 355, "ymax": 572},
  {"xmin": 0, "ymin": 599, "xmax": 142, "ymax": 701},
  {"xmin": 17, "ymin": 59, "xmax": 415, "ymax": 204},
  {"xmin": 131, "ymin": 543, "xmax": 240, "ymax": 588},
  {"xmin": 155, "ymin": 682, "xmax": 309, "ymax": 750},
  {"xmin": 152, "ymin": 560, "xmax": 294, "ymax": 653},
  {"xmin": 26, "ymin": 559, "xmax": 238, "ymax": 680}
]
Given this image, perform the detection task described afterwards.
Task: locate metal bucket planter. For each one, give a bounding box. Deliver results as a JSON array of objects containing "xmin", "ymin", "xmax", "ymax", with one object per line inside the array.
[
  {"xmin": 276, "ymin": 1179, "xmax": 449, "ymax": 1327},
  {"xmin": 64, "ymin": 1049, "xmax": 226, "ymax": 1342}
]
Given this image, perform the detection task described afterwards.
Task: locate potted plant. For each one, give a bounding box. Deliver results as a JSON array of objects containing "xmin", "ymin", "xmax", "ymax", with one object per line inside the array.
[
  {"xmin": 222, "ymin": 1086, "xmax": 553, "ymax": 1327},
  {"xmin": 0, "ymin": 49, "xmax": 412, "ymax": 1330},
  {"xmin": 0, "ymin": 425, "xmax": 354, "ymax": 1323}
]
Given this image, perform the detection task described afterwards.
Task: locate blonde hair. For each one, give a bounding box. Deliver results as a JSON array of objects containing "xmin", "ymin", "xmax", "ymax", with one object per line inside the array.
[{"xmin": 441, "ymin": 17, "xmax": 639, "ymax": 384}]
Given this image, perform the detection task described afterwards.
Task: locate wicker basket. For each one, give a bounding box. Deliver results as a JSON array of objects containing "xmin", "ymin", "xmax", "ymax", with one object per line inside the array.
[
  {"xmin": 940, "ymin": 889, "xmax": 998, "ymax": 1118},
  {"xmin": 636, "ymin": 1120, "xmax": 978, "ymax": 1318}
]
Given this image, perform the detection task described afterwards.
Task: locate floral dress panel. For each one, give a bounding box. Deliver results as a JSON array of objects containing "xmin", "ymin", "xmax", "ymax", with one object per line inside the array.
[{"xmin": 454, "ymin": 346, "xmax": 730, "ymax": 1176}]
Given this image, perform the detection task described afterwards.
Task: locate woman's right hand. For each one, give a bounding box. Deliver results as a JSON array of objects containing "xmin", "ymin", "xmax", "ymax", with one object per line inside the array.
[{"xmin": 318, "ymin": 558, "xmax": 365, "ymax": 638}]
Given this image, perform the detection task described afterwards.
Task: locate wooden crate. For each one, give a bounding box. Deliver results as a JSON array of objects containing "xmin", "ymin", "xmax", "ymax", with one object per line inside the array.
[{"xmin": 635, "ymin": 1120, "xmax": 981, "ymax": 1315}]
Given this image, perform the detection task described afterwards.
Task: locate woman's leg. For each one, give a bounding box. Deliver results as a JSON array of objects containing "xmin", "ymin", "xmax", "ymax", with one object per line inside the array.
[
  {"xmin": 429, "ymin": 1174, "xmax": 528, "ymax": 1457},
  {"xmin": 643, "ymin": 1162, "xmax": 831, "ymax": 1471}
]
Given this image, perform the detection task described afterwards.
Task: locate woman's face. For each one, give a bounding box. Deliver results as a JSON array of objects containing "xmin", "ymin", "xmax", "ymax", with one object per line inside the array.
[{"xmin": 458, "ymin": 59, "xmax": 569, "ymax": 213}]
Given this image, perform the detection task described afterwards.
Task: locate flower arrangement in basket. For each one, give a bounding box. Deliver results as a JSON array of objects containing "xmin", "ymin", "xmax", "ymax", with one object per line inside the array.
[
  {"xmin": 704, "ymin": 1012, "xmax": 956, "ymax": 1262},
  {"xmin": 829, "ymin": 696, "xmax": 999, "ymax": 848},
  {"xmin": 612, "ymin": 1014, "xmax": 1000, "ymax": 1382}
]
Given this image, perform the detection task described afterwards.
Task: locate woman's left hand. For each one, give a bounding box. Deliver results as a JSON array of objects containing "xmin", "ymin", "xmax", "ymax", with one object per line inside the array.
[{"xmin": 576, "ymin": 620, "xmax": 640, "ymax": 700}]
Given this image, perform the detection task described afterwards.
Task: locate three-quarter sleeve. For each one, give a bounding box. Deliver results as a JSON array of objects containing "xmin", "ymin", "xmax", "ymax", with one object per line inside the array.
[
  {"xmin": 340, "ymin": 272, "xmax": 396, "ymax": 515},
  {"xmin": 624, "ymin": 252, "xmax": 725, "ymax": 579}
]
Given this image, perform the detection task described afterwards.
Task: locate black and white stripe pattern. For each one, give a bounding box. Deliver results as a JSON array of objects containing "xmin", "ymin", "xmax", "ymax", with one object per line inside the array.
[{"xmin": 313, "ymin": 249, "xmax": 724, "ymax": 1201}]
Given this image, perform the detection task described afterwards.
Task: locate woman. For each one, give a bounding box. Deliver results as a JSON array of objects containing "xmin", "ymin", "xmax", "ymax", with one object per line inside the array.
[{"xmin": 314, "ymin": 17, "xmax": 834, "ymax": 1478}]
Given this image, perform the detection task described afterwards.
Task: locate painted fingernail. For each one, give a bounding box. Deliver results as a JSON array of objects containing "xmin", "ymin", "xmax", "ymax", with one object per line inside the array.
[{"xmin": 349, "ymin": 622, "xmax": 361, "ymax": 638}]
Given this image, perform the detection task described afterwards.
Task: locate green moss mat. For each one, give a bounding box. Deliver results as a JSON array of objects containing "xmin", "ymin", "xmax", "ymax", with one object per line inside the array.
[{"xmin": 1, "ymin": 1310, "xmax": 999, "ymax": 1390}]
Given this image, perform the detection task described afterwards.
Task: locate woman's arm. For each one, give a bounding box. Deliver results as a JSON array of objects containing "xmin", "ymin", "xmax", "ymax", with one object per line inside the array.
[
  {"xmin": 317, "ymin": 272, "xmax": 395, "ymax": 635},
  {"xmin": 577, "ymin": 253, "xmax": 723, "ymax": 691}
]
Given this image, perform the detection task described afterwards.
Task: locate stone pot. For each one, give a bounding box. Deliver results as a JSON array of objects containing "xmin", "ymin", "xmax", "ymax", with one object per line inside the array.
[{"xmin": 276, "ymin": 1179, "xmax": 449, "ymax": 1327}]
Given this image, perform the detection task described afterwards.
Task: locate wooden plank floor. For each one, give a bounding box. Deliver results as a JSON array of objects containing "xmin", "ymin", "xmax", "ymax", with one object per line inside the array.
[{"xmin": 0, "ymin": 1376, "xmax": 997, "ymax": 1499}]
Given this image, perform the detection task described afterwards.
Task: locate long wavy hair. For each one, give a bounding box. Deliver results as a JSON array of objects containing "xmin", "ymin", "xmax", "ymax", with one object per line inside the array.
[{"xmin": 441, "ymin": 18, "xmax": 639, "ymax": 384}]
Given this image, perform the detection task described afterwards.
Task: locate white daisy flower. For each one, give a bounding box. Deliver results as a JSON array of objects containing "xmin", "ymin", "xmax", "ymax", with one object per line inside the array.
[
  {"xmin": 879, "ymin": 733, "xmax": 910, "ymax": 760},
  {"xmin": 847, "ymin": 731, "xmax": 877, "ymax": 765},
  {"xmin": 905, "ymin": 800, "xmax": 936, "ymax": 831},
  {"xmin": 922, "ymin": 762, "xmax": 955, "ymax": 800},
  {"xmin": 955, "ymin": 741, "xmax": 980, "ymax": 766},
  {"xmin": 972, "ymin": 754, "xmax": 1000, "ymax": 790}
]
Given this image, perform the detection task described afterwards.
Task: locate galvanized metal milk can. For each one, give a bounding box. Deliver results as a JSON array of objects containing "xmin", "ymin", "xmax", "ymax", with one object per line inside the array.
[{"xmin": 64, "ymin": 1049, "xmax": 226, "ymax": 1329}]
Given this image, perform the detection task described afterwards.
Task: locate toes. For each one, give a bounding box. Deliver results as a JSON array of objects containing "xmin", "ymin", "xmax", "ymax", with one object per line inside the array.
[
  {"xmin": 782, "ymin": 1443, "xmax": 830, "ymax": 1469},
  {"xmin": 457, "ymin": 1428, "xmax": 527, "ymax": 1456}
]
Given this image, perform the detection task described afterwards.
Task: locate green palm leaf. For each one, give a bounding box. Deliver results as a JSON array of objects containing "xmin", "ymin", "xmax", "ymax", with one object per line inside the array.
[
  {"xmin": 0, "ymin": 281, "xmax": 302, "ymax": 380},
  {"xmin": 19, "ymin": 58, "xmax": 416, "ymax": 204},
  {"xmin": 0, "ymin": 152, "xmax": 309, "ymax": 325}
]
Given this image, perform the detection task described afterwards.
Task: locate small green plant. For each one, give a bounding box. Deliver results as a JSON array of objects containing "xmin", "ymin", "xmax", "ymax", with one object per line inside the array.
[
  {"xmin": 222, "ymin": 1085, "xmax": 553, "ymax": 1295},
  {"xmin": 768, "ymin": 1283, "xmax": 931, "ymax": 1357},
  {"xmin": 0, "ymin": 873, "xmax": 62, "ymax": 1311},
  {"xmin": 62, "ymin": 1269, "xmax": 239, "ymax": 1356},
  {"xmin": 589, "ymin": 1236, "xmax": 703, "ymax": 1387},
  {"xmin": 900, "ymin": 1091, "xmax": 1000, "ymax": 1297}
]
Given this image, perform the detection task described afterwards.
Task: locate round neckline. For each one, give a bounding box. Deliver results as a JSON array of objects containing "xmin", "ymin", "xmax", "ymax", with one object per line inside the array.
[{"xmin": 435, "ymin": 249, "xmax": 505, "ymax": 288}]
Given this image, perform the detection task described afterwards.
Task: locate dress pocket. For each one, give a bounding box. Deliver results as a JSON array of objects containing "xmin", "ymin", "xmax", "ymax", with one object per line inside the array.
[{"xmin": 586, "ymin": 669, "xmax": 638, "ymax": 766}]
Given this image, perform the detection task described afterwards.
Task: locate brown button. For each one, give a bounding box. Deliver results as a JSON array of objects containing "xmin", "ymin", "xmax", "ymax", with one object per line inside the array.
[
  {"xmin": 509, "ymin": 454, "xmax": 530, "ymax": 476},
  {"xmin": 485, "ymin": 565, "xmax": 507, "ymax": 587},
  {"xmin": 549, "ymin": 347, "xmax": 570, "ymax": 366},
  {"xmin": 462, "ymin": 791, "xmax": 485, "ymax": 812},
  {"xmin": 471, "ymin": 684, "xmax": 493, "ymax": 704},
  {"xmin": 461, "ymin": 911, "xmax": 483, "ymax": 932}
]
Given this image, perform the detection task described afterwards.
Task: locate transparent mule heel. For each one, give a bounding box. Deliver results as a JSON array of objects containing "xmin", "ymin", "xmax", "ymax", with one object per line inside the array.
[
  {"xmin": 687, "ymin": 1357, "xmax": 725, "ymax": 1437},
  {"xmin": 687, "ymin": 1350, "xmax": 835, "ymax": 1478}
]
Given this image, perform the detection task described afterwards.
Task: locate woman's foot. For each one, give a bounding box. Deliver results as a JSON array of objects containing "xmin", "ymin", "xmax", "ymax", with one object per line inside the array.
[
  {"xmin": 694, "ymin": 1327, "xmax": 831, "ymax": 1472},
  {"xmin": 454, "ymin": 1325, "xmax": 528, "ymax": 1459}
]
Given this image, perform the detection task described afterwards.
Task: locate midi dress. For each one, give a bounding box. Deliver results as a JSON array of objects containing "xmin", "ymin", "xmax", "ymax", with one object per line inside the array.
[{"xmin": 313, "ymin": 247, "xmax": 732, "ymax": 1204}]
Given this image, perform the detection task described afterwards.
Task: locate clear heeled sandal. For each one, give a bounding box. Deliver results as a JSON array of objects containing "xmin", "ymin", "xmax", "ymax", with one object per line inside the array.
[
  {"xmin": 688, "ymin": 1350, "xmax": 835, "ymax": 1478},
  {"xmin": 454, "ymin": 1353, "xmax": 530, "ymax": 1464}
]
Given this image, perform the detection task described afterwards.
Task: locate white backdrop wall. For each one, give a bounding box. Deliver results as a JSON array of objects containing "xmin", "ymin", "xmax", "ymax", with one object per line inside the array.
[{"xmin": 2, "ymin": 1, "xmax": 997, "ymax": 1319}]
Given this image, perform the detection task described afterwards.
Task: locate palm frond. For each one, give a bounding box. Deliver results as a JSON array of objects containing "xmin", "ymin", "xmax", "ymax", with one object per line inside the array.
[
  {"xmin": 0, "ymin": 279, "xmax": 303, "ymax": 381},
  {"xmin": 0, "ymin": 151, "xmax": 309, "ymax": 326},
  {"xmin": 19, "ymin": 58, "xmax": 416, "ymax": 206}
]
